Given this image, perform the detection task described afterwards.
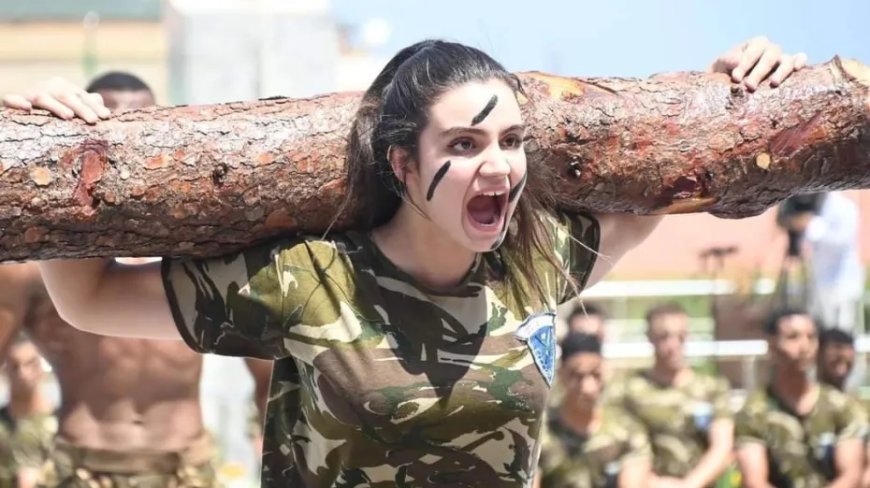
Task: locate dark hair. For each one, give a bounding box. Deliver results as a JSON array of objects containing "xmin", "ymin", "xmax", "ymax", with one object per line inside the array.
[
  {"xmin": 343, "ymin": 39, "xmax": 566, "ymax": 308},
  {"xmin": 645, "ymin": 302, "xmax": 687, "ymax": 327},
  {"xmin": 86, "ymin": 71, "xmax": 152, "ymax": 94},
  {"xmin": 567, "ymin": 303, "xmax": 605, "ymax": 324},
  {"xmin": 819, "ymin": 327, "xmax": 854, "ymax": 349},
  {"xmin": 560, "ymin": 332, "xmax": 602, "ymax": 362},
  {"xmin": 764, "ymin": 307, "xmax": 813, "ymax": 335}
]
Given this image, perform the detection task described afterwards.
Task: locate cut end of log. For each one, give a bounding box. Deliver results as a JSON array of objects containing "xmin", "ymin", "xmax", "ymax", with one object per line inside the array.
[
  {"xmin": 521, "ymin": 72, "xmax": 587, "ymax": 100},
  {"xmin": 838, "ymin": 57, "xmax": 870, "ymax": 87},
  {"xmin": 652, "ymin": 196, "xmax": 719, "ymax": 215}
]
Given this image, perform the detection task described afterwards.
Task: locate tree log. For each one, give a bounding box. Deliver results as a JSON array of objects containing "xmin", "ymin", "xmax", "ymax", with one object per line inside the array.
[{"xmin": 0, "ymin": 57, "xmax": 868, "ymax": 260}]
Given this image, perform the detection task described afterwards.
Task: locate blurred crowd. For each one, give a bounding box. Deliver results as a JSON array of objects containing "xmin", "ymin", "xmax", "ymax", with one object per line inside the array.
[{"xmin": 536, "ymin": 301, "xmax": 869, "ymax": 488}]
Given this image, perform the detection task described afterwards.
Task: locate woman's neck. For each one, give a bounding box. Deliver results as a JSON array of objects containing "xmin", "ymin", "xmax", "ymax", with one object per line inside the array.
[{"xmin": 372, "ymin": 204, "xmax": 477, "ymax": 291}]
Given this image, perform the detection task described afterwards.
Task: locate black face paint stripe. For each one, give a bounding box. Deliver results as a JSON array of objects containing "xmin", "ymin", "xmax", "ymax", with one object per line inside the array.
[
  {"xmin": 508, "ymin": 172, "xmax": 528, "ymax": 203},
  {"xmin": 471, "ymin": 95, "xmax": 498, "ymax": 126},
  {"xmin": 426, "ymin": 161, "xmax": 451, "ymax": 201}
]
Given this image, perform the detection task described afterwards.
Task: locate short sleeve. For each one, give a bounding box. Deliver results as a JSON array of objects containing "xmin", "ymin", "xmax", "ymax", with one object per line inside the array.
[
  {"xmin": 711, "ymin": 377, "xmax": 734, "ymax": 421},
  {"xmin": 552, "ymin": 212, "xmax": 600, "ymax": 303},
  {"xmin": 621, "ymin": 415, "xmax": 653, "ymax": 463},
  {"xmin": 734, "ymin": 397, "xmax": 766, "ymax": 448},
  {"xmin": 162, "ymin": 237, "xmax": 301, "ymax": 360},
  {"xmin": 602, "ymin": 372, "xmax": 630, "ymax": 409},
  {"xmin": 836, "ymin": 395, "xmax": 869, "ymax": 442}
]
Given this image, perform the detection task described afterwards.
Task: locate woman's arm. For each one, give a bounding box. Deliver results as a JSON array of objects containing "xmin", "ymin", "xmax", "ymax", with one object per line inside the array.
[{"xmin": 38, "ymin": 259, "xmax": 178, "ymax": 340}]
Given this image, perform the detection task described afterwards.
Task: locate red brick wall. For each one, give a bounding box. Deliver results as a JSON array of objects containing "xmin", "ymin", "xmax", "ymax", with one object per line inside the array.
[{"xmin": 610, "ymin": 191, "xmax": 870, "ymax": 280}]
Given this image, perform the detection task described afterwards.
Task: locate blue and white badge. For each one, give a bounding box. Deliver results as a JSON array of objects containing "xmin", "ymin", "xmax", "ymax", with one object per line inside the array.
[
  {"xmin": 514, "ymin": 312, "xmax": 557, "ymax": 386},
  {"xmin": 692, "ymin": 401, "xmax": 714, "ymax": 432},
  {"xmin": 815, "ymin": 432, "xmax": 836, "ymax": 463}
]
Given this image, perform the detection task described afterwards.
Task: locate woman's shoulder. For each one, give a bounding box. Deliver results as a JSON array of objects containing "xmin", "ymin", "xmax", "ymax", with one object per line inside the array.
[{"xmin": 261, "ymin": 230, "xmax": 371, "ymax": 263}]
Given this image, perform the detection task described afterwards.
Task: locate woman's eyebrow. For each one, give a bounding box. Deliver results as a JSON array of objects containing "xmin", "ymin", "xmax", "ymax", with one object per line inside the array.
[{"xmin": 440, "ymin": 124, "xmax": 525, "ymax": 139}]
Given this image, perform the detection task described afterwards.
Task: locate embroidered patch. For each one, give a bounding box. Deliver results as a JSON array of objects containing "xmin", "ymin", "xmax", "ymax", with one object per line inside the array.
[
  {"xmin": 514, "ymin": 312, "xmax": 556, "ymax": 386},
  {"xmin": 691, "ymin": 401, "xmax": 714, "ymax": 432}
]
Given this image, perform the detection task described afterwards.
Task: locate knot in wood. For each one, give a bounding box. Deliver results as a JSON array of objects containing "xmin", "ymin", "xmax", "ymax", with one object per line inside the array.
[
  {"xmin": 568, "ymin": 160, "xmax": 583, "ymax": 178},
  {"xmin": 212, "ymin": 163, "xmax": 229, "ymax": 186}
]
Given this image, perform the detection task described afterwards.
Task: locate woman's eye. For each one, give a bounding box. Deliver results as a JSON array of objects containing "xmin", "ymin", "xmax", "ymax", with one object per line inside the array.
[
  {"xmin": 502, "ymin": 134, "xmax": 523, "ymax": 149},
  {"xmin": 449, "ymin": 139, "xmax": 475, "ymax": 152}
]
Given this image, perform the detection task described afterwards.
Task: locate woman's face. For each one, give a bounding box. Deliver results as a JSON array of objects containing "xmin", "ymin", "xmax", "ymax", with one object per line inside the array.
[{"xmin": 401, "ymin": 79, "xmax": 527, "ymax": 253}]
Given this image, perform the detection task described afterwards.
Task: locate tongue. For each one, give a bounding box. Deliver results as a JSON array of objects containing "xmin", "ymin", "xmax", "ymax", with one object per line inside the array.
[{"xmin": 467, "ymin": 195, "xmax": 499, "ymax": 225}]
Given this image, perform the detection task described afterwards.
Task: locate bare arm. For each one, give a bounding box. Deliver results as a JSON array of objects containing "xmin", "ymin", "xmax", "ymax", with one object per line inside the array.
[
  {"xmin": 38, "ymin": 259, "xmax": 178, "ymax": 340},
  {"xmin": 825, "ymin": 438, "xmax": 864, "ymax": 488},
  {"xmin": 682, "ymin": 419, "xmax": 734, "ymax": 488},
  {"xmin": 532, "ymin": 471, "xmax": 542, "ymax": 488},
  {"xmin": 0, "ymin": 263, "xmax": 36, "ymax": 359},
  {"xmin": 861, "ymin": 444, "xmax": 870, "ymax": 488},
  {"xmin": 587, "ymin": 214, "xmax": 662, "ymax": 287},
  {"xmin": 862, "ymin": 446, "xmax": 870, "ymax": 488},
  {"xmin": 736, "ymin": 443, "xmax": 775, "ymax": 488},
  {"xmin": 619, "ymin": 457, "xmax": 653, "ymax": 488}
]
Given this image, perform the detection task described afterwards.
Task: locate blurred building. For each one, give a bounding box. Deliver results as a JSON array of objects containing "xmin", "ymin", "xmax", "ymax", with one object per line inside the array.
[
  {"xmin": 0, "ymin": 0, "xmax": 385, "ymax": 105},
  {"xmin": 0, "ymin": 0, "xmax": 167, "ymax": 100}
]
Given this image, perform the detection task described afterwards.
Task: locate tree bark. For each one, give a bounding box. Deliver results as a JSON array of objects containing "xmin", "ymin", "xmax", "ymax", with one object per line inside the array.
[{"xmin": 0, "ymin": 57, "xmax": 868, "ymax": 260}]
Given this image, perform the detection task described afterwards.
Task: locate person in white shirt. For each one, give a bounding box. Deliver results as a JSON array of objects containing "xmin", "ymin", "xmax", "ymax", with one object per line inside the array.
[{"xmin": 785, "ymin": 192, "xmax": 865, "ymax": 332}]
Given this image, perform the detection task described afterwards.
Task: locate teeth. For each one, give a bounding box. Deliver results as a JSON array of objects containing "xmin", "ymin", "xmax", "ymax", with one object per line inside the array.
[{"xmin": 483, "ymin": 191, "xmax": 505, "ymax": 197}]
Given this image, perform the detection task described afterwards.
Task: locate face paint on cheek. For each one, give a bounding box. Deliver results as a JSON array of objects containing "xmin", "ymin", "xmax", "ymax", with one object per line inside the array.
[
  {"xmin": 426, "ymin": 161, "xmax": 452, "ymax": 201},
  {"xmin": 508, "ymin": 171, "xmax": 528, "ymax": 203},
  {"xmin": 471, "ymin": 95, "xmax": 498, "ymax": 126}
]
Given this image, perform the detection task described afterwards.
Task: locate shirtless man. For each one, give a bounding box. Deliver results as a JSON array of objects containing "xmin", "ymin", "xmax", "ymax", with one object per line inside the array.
[{"xmin": 0, "ymin": 72, "xmax": 271, "ymax": 487}]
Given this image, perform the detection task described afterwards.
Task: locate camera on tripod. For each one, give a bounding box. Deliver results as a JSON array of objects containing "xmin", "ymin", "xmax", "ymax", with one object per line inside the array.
[{"xmin": 775, "ymin": 193, "xmax": 825, "ymax": 258}]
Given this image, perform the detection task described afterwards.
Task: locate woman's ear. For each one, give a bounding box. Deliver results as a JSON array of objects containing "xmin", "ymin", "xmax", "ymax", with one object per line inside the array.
[{"xmin": 388, "ymin": 145, "xmax": 413, "ymax": 182}]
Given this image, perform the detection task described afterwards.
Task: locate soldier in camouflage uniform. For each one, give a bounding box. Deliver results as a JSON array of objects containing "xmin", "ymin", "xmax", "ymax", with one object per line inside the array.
[
  {"xmin": 817, "ymin": 327, "xmax": 856, "ymax": 393},
  {"xmin": 735, "ymin": 308, "xmax": 867, "ymax": 488},
  {"xmin": 606, "ymin": 303, "xmax": 735, "ymax": 487},
  {"xmin": 10, "ymin": 38, "xmax": 804, "ymax": 487},
  {"xmin": 536, "ymin": 333, "xmax": 651, "ymax": 488},
  {"xmin": 0, "ymin": 336, "xmax": 56, "ymax": 488}
]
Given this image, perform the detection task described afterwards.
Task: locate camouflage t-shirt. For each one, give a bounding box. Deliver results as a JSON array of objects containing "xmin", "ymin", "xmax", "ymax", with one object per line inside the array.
[
  {"xmin": 605, "ymin": 369, "xmax": 731, "ymax": 478},
  {"xmin": 0, "ymin": 405, "xmax": 57, "ymax": 483},
  {"xmin": 162, "ymin": 213, "xmax": 599, "ymax": 488},
  {"xmin": 538, "ymin": 406, "xmax": 651, "ymax": 488},
  {"xmin": 735, "ymin": 384, "xmax": 868, "ymax": 488}
]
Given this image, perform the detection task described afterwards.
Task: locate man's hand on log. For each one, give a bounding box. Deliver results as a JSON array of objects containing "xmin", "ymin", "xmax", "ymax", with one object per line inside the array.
[
  {"xmin": 708, "ymin": 36, "xmax": 808, "ymax": 91},
  {"xmin": 1, "ymin": 77, "xmax": 110, "ymax": 124}
]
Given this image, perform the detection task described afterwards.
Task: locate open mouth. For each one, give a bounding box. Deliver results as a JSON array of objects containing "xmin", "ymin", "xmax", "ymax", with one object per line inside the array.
[{"xmin": 466, "ymin": 190, "xmax": 508, "ymax": 231}]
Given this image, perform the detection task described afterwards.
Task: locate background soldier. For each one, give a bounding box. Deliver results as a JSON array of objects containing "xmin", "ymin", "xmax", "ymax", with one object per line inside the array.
[
  {"xmin": 536, "ymin": 332, "xmax": 652, "ymax": 488},
  {"xmin": 564, "ymin": 304, "xmax": 608, "ymax": 341},
  {"xmin": 735, "ymin": 308, "xmax": 866, "ymax": 488},
  {"xmin": 817, "ymin": 327, "xmax": 857, "ymax": 393},
  {"xmin": 606, "ymin": 303, "xmax": 734, "ymax": 487},
  {"xmin": 0, "ymin": 335, "xmax": 55, "ymax": 488}
]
